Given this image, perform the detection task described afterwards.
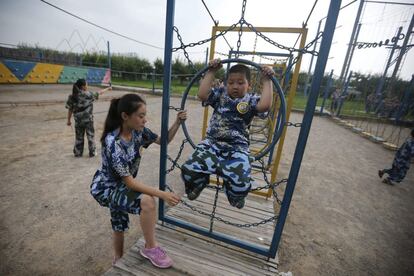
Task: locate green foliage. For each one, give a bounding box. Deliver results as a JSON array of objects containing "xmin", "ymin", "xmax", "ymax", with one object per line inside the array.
[{"xmin": 154, "ymin": 58, "xmax": 163, "ymax": 74}]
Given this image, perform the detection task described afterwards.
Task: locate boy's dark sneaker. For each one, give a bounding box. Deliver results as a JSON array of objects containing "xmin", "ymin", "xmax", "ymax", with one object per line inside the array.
[
  {"xmin": 186, "ymin": 183, "xmax": 206, "ymax": 201},
  {"xmin": 382, "ymin": 178, "xmax": 395, "ymax": 186},
  {"xmin": 227, "ymin": 194, "xmax": 245, "ymax": 209},
  {"xmin": 378, "ymin": 170, "xmax": 384, "ymax": 178},
  {"xmin": 74, "ymin": 154, "xmax": 82, "ymax": 157},
  {"xmin": 89, "ymin": 151, "xmax": 96, "ymax": 157}
]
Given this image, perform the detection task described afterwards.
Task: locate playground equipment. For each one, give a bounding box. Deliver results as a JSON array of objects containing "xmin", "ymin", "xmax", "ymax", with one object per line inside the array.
[
  {"xmin": 322, "ymin": 1, "xmax": 414, "ymax": 151},
  {"xmin": 157, "ymin": 0, "xmax": 341, "ymax": 259}
]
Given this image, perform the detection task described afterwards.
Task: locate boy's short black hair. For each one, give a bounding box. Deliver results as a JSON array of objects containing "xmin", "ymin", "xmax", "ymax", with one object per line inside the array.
[{"xmin": 228, "ymin": 64, "xmax": 251, "ymax": 83}]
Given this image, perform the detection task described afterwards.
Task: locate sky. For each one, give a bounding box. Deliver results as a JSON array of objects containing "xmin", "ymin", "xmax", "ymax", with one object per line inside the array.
[{"xmin": 0, "ymin": 0, "xmax": 413, "ymax": 80}]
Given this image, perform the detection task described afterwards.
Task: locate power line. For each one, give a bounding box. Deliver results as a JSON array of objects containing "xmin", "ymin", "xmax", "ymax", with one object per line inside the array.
[
  {"xmin": 304, "ymin": 0, "xmax": 319, "ymax": 27},
  {"xmin": 200, "ymin": 0, "xmax": 233, "ymax": 50},
  {"xmin": 201, "ymin": 0, "xmax": 218, "ymax": 25},
  {"xmin": 297, "ymin": 0, "xmax": 358, "ymax": 50},
  {"xmin": 292, "ymin": 0, "xmax": 319, "ymax": 49},
  {"xmin": 320, "ymin": 0, "xmax": 358, "ymax": 21},
  {"xmin": 40, "ymin": 0, "xmax": 163, "ymax": 50}
]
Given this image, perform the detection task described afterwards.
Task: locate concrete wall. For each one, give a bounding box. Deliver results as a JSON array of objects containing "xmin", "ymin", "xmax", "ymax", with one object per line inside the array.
[{"xmin": 0, "ymin": 59, "xmax": 110, "ymax": 84}]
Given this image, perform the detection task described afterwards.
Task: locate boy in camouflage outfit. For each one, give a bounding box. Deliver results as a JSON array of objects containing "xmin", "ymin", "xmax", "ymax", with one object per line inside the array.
[
  {"xmin": 66, "ymin": 79, "xmax": 111, "ymax": 157},
  {"xmin": 181, "ymin": 59, "xmax": 274, "ymax": 209}
]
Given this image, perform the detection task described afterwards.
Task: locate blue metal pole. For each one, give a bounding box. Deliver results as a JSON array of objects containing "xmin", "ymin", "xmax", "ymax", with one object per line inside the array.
[
  {"xmin": 304, "ymin": 20, "xmax": 322, "ymax": 97},
  {"xmin": 390, "ymin": 14, "xmax": 414, "ymax": 89},
  {"xmin": 283, "ymin": 56, "xmax": 293, "ymax": 91},
  {"xmin": 336, "ymin": 70, "xmax": 353, "ymax": 116},
  {"xmin": 340, "ymin": 0, "xmax": 364, "ymax": 82},
  {"xmin": 205, "ymin": 47, "xmax": 209, "ymax": 66},
  {"xmin": 320, "ymin": 69, "xmax": 334, "ymax": 115},
  {"xmin": 107, "ymin": 41, "xmax": 111, "ymax": 85},
  {"xmin": 152, "ymin": 67, "xmax": 156, "ymax": 93},
  {"xmin": 343, "ymin": 23, "xmax": 361, "ymax": 86},
  {"xmin": 158, "ymin": 0, "xmax": 175, "ymax": 221},
  {"xmin": 226, "ymin": 51, "xmax": 232, "ymax": 74},
  {"xmin": 269, "ymin": 0, "xmax": 342, "ymax": 258},
  {"xmin": 395, "ymin": 74, "xmax": 414, "ymax": 122},
  {"xmin": 375, "ymin": 26, "xmax": 403, "ymax": 97}
]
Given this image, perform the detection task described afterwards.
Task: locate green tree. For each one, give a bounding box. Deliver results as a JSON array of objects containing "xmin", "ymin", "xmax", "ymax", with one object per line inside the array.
[
  {"xmin": 172, "ymin": 58, "xmax": 190, "ymax": 84},
  {"xmin": 154, "ymin": 58, "xmax": 163, "ymax": 74}
]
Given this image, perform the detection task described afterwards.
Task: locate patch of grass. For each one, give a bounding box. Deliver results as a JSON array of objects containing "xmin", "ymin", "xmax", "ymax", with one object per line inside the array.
[
  {"xmin": 288, "ymin": 93, "xmax": 326, "ymax": 110},
  {"xmin": 111, "ymin": 78, "xmax": 199, "ymax": 96}
]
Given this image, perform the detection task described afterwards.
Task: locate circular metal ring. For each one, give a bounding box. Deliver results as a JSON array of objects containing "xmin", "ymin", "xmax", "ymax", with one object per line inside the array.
[{"xmin": 180, "ymin": 58, "xmax": 286, "ymax": 160}]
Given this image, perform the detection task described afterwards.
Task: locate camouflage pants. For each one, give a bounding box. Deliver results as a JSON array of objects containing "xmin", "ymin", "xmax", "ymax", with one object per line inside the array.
[
  {"xmin": 73, "ymin": 120, "xmax": 96, "ymax": 156},
  {"xmin": 181, "ymin": 140, "xmax": 252, "ymax": 201},
  {"xmin": 108, "ymin": 183, "xmax": 142, "ymax": 232},
  {"xmin": 383, "ymin": 158, "xmax": 410, "ymax": 183}
]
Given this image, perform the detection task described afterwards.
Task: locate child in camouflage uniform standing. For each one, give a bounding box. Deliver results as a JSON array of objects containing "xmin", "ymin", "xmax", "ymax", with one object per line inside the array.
[
  {"xmin": 66, "ymin": 79, "xmax": 111, "ymax": 157},
  {"xmin": 181, "ymin": 59, "xmax": 274, "ymax": 209},
  {"xmin": 379, "ymin": 129, "xmax": 414, "ymax": 185}
]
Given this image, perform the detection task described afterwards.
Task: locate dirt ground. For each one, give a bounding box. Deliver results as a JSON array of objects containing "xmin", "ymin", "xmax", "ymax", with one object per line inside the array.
[{"xmin": 0, "ymin": 84, "xmax": 413, "ymax": 276}]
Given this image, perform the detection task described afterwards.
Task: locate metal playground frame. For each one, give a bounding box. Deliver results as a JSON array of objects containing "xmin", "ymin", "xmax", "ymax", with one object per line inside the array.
[{"xmin": 158, "ymin": 0, "xmax": 342, "ymax": 259}]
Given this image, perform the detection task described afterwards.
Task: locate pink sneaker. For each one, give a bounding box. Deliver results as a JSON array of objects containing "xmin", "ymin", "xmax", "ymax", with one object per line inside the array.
[{"xmin": 140, "ymin": 246, "xmax": 173, "ymax": 268}]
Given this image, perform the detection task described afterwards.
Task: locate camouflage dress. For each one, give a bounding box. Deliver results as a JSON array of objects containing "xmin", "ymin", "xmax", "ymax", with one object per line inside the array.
[
  {"xmin": 66, "ymin": 91, "xmax": 99, "ymax": 156},
  {"xmin": 90, "ymin": 128, "xmax": 158, "ymax": 232},
  {"xmin": 181, "ymin": 87, "xmax": 266, "ymax": 205}
]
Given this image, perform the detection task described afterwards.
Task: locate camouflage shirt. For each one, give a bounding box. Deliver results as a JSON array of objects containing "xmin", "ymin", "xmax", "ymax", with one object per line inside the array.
[
  {"xmin": 395, "ymin": 137, "xmax": 414, "ymax": 164},
  {"xmin": 203, "ymin": 87, "xmax": 265, "ymax": 151},
  {"xmin": 66, "ymin": 91, "xmax": 99, "ymax": 123},
  {"xmin": 90, "ymin": 127, "xmax": 158, "ymax": 206}
]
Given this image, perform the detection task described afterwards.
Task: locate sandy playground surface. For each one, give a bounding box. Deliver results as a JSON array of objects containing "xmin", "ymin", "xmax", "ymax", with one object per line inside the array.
[{"xmin": 0, "ymin": 84, "xmax": 413, "ymax": 275}]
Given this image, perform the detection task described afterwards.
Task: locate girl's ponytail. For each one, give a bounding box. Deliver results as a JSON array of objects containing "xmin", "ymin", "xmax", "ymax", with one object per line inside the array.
[
  {"xmin": 72, "ymin": 78, "xmax": 86, "ymax": 103},
  {"xmin": 101, "ymin": 98, "xmax": 121, "ymax": 144}
]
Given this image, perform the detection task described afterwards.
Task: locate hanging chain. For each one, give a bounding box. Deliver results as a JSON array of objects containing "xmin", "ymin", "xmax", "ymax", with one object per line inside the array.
[
  {"xmin": 236, "ymin": 24, "xmax": 243, "ymax": 57},
  {"xmin": 240, "ymin": 0, "xmax": 247, "ymax": 19},
  {"xmin": 285, "ymin": 122, "xmax": 302, "ymax": 128},
  {"xmin": 252, "ymin": 34, "xmax": 258, "ymax": 62},
  {"xmin": 166, "ymin": 182, "xmax": 280, "ymax": 228},
  {"xmin": 278, "ymin": 31, "xmax": 324, "ymax": 77},
  {"xmin": 164, "ymin": 144, "xmax": 288, "ymax": 227},
  {"xmin": 172, "ymin": 24, "xmax": 238, "ymax": 52},
  {"xmin": 166, "ymin": 139, "xmax": 188, "ymax": 174},
  {"xmin": 235, "ymin": 0, "xmax": 247, "ymax": 57},
  {"xmin": 172, "ymin": 0, "xmax": 321, "ymax": 63},
  {"xmin": 173, "ymin": 26, "xmax": 197, "ymax": 72},
  {"xmin": 244, "ymin": 21, "xmax": 322, "ymax": 56},
  {"xmin": 168, "ymin": 106, "xmax": 183, "ymax": 111},
  {"xmin": 252, "ymin": 159, "xmax": 287, "ymax": 204},
  {"xmin": 209, "ymin": 181, "xmax": 221, "ymax": 231}
]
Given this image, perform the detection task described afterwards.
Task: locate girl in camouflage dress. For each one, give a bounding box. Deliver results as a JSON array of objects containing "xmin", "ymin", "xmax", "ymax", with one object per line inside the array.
[
  {"xmin": 66, "ymin": 79, "xmax": 112, "ymax": 157},
  {"xmin": 379, "ymin": 129, "xmax": 414, "ymax": 185}
]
